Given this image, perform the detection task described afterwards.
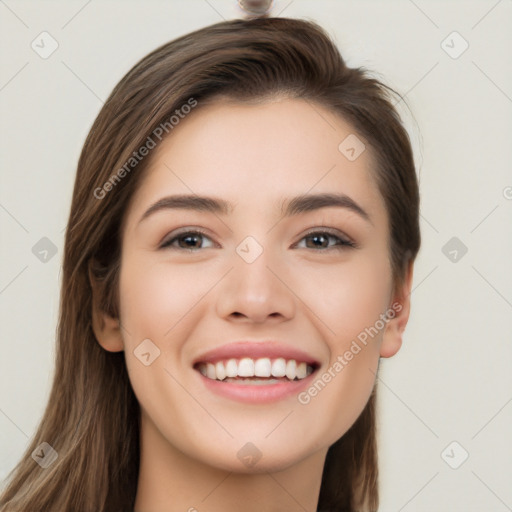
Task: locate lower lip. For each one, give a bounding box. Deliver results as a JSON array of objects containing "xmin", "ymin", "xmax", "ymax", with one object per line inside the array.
[{"xmin": 196, "ymin": 371, "xmax": 317, "ymax": 403}]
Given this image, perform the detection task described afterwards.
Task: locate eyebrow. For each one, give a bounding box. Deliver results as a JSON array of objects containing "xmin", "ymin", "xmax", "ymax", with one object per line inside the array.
[{"xmin": 138, "ymin": 193, "xmax": 371, "ymax": 224}]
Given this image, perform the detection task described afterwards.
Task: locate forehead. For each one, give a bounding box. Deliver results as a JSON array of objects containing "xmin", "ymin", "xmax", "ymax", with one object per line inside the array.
[{"xmin": 125, "ymin": 97, "xmax": 386, "ymax": 225}]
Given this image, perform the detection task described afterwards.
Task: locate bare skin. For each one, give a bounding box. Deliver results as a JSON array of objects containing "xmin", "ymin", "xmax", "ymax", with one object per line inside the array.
[{"xmin": 91, "ymin": 97, "xmax": 413, "ymax": 511}]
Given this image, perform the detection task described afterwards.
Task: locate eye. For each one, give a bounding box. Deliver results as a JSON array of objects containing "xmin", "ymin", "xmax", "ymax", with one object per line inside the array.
[
  {"xmin": 295, "ymin": 229, "xmax": 356, "ymax": 251},
  {"xmin": 160, "ymin": 229, "xmax": 216, "ymax": 250},
  {"xmin": 159, "ymin": 228, "xmax": 356, "ymax": 252}
]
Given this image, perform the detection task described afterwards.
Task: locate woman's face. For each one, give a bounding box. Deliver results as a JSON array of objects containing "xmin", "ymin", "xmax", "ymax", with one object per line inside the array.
[{"xmin": 107, "ymin": 97, "xmax": 409, "ymax": 473}]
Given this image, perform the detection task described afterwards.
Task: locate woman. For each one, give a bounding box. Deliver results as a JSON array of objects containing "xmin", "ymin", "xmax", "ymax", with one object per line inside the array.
[{"xmin": 0, "ymin": 14, "xmax": 420, "ymax": 512}]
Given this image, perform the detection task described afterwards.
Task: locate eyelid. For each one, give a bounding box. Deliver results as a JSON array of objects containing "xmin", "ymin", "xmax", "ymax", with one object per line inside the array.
[{"xmin": 297, "ymin": 226, "xmax": 355, "ymax": 244}]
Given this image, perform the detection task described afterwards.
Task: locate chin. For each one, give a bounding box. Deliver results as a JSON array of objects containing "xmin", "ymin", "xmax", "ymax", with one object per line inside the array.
[{"xmin": 197, "ymin": 437, "xmax": 322, "ymax": 475}]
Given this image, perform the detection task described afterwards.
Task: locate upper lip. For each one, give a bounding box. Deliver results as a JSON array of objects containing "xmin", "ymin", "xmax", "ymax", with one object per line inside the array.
[{"xmin": 192, "ymin": 341, "xmax": 320, "ymax": 367}]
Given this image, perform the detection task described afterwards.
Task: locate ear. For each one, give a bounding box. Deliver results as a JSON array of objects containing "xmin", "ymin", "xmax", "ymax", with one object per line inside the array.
[
  {"xmin": 380, "ymin": 261, "xmax": 415, "ymax": 358},
  {"xmin": 88, "ymin": 259, "xmax": 124, "ymax": 352}
]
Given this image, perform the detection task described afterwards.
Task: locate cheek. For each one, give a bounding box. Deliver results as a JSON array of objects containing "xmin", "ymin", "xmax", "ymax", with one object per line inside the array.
[
  {"xmin": 296, "ymin": 251, "xmax": 391, "ymax": 438},
  {"xmin": 118, "ymin": 257, "xmax": 209, "ymax": 340},
  {"xmin": 299, "ymin": 250, "xmax": 392, "ymax": 353},
  {"xmin": 117, "ymin": 255, "xmax": 223, "ymax": 394},
  {"xmin": 117, "ymin": 257, "xmax": 211, "ymax": 438},
  {"xmin": 293, "ymin": 255, "xmax": 390, "ymax": 445}
]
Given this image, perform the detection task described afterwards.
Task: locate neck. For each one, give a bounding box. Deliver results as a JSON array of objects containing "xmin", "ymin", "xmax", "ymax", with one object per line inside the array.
[{"xmin": 133, "ymin": 411, "xmax": 327, "ymax": 512}]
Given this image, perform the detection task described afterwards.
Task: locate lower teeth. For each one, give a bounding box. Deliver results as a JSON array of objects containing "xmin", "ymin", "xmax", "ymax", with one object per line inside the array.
[{"xmin": 222, "ymin": 377, "xmax": 293, "ymax": 385}]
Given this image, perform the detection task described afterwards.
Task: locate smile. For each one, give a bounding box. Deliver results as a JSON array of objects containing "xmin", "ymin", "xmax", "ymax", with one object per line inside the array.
[
  {"xmin": 195, "ymin": 357, "xmax": 315, "ymax": 382},
  {"xmin": 192, "ymin": 341, "xmax": 320, "ymax": 403}
]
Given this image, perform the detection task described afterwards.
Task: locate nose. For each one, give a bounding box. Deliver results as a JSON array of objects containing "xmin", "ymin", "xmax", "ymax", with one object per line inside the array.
[{"xmin": 215, "ymin": 243, "xmax": 296, "ymax": 324}]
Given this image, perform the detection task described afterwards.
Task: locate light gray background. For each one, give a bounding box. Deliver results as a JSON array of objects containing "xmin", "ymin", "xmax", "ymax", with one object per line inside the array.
[{"xmin": 1, "ymin": 1, "xmax": 511, "ymax": 510}]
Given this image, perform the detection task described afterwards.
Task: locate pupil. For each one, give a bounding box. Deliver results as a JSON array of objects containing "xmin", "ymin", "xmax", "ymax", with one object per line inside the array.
[
  {"xmin": 181, "ymin": 234, "xmax": 200, "ymax": 248},
  {"xmin": 309, "ymin": 234, "xmax": 327, "ymax": 248}
]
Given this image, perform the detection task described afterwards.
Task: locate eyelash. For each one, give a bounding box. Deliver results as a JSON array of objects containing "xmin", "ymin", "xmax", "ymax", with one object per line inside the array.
[{"xmin": 160, "ymin": 228, "xmax": 356, "ymax": 252}]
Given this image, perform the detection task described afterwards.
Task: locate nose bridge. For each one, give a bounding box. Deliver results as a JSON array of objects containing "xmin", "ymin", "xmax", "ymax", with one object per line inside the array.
[
  {"xmin": 235, "ymin": 235, "xmax": 266, "ymax": 266},
  {"xmin": 233, "ymin": 234, "xmax": 281, "ymax": 299},
  {"xmin": 215, "ymin": 234, "xmax": 295, "ymax": 322}
]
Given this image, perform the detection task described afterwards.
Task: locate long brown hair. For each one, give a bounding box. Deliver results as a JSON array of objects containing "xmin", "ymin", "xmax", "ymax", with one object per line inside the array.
[{"xmin": 0, "ymin": 17, "xmax": 420, "ymax": 512}]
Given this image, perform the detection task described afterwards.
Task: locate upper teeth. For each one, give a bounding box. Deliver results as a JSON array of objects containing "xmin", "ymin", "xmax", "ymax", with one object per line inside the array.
[{"xmin": 197, "ymin": 357, "xmax": 314, "ymax": 381}]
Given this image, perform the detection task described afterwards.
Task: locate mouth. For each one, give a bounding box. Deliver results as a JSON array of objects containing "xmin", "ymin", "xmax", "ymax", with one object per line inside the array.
[
  {"xmin": 192, "ymin": 341, "xmax": 321, "ymax": 403},
  {"xmin": 194, "ymin": 355, "xmax": 319, "ymax": 403},
  {"xmin": 194, "ymin": 357, "xmax": 316, "ymax": 384}
]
